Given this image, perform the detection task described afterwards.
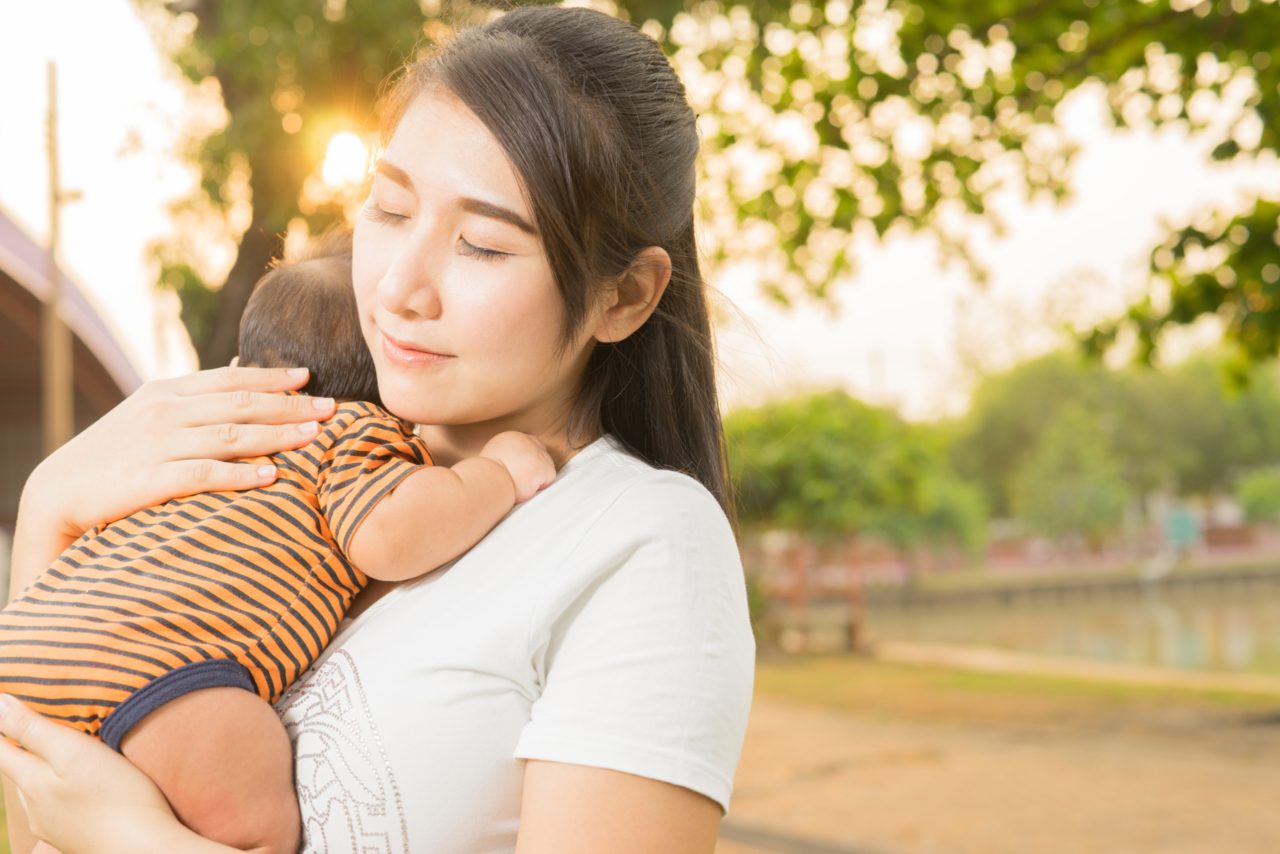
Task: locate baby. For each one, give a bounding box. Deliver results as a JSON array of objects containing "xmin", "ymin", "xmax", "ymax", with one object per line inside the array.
[{"xmin": 0, "ymin": 236, "xmax": 554, "ymax": 852}]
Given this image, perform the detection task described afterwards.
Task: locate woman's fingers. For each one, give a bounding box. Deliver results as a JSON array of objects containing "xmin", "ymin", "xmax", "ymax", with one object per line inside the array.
[
  {"xmin": 22, "ymin": 365, "xmax": 340, "ymax": 545},
  {"xmin": 156, "ymin": 459, "xmax": 282, "ymax": 498},
  {"xmin": 0, "ymin": 728, "xmax": 43, "ymax": 791},
  {"xmin": 176, "ymin": 420, "xmax": 325, "ymax": 462},
  {"xmin": 0, "ymin": 695, "xmax": 66, "ymax": 779},
  {"xmin": 172, "ymin": 390, "xmax": 335, "ymax": 428},
  {"xmin": 0, "ymin": 696, "xmax": 181, "ymax": 854},
  {"xmin": 155, "ymin": 364, "xmax": 311, "ymax": 397}
]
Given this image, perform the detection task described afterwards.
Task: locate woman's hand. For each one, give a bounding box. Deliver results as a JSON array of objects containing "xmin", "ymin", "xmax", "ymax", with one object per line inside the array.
[
  {"xmin": 0, "ymin": 695, "xmax": 224, "ymax": 854},
  {"xmin": 9, "ymin": 366, "xmax": 338, "ymax": 610},
  {"xmin": 28, "ymin": 366, "xmax": 336, "ymax": 537}
]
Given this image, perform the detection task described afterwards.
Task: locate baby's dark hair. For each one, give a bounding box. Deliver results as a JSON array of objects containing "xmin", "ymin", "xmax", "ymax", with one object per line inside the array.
[{"xmin": 238, "ymin": 230, "xmax": 381, "ymax": 405}]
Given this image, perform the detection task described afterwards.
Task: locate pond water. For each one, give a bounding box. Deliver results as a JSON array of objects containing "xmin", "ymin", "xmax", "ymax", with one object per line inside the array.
[{"xmin": 865, "ymin": 581, "xmax": 1280, "ymax": 675}]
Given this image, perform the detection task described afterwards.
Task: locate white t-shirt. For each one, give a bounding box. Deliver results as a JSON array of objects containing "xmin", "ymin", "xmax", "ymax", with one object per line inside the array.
[{"xmin": 275, "ymin": 435, "xmax": 756, "ymax": 853}]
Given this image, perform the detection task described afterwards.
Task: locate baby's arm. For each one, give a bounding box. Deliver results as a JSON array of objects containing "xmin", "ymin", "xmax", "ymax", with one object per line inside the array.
[{"xmin": 348, "ymin": 431, "xmax": 555, "ymax": 581}]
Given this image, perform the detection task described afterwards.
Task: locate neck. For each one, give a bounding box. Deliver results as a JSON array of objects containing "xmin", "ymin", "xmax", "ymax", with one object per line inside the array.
[{"xmin": 419, "ymin": 408, "xmax": 600, "ymax": 469}]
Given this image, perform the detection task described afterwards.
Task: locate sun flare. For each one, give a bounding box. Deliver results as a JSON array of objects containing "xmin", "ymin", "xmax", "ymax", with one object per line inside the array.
[{"xmin": 320, "ymin": 131, "xmax": 370, "ymax": 189}]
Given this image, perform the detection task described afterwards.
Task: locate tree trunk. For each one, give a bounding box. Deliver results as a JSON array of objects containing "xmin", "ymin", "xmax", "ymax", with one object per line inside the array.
[{"xmin": 196, "ymin": 211, "xmax": 280, "ymax": 369}]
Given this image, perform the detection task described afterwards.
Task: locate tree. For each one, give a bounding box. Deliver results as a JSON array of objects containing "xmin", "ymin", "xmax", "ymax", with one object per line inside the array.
[
  {"xmin": 666, "ymin": 0, "xmax": 1277, "ymax": 328},
  {"xmin": 726, "ymin": 390, "xmax": 986, "ymax": 552},
  {"xmin": 139, "ymin": 0, "xmax": 466, "ymax": 367},
  {"xmin": 1010, "ymin": 404, "xmax": 1130, "ymax": 547},
  {"xmin": 949, "ymin": 351, "xmax": 1112, "ymax": 515},
  {"xmin": 1236, "ymin": 468, "xmax": 1280, "ymax": 523},
  {"xmin": 951, "ymin": 346, "xmax": 1280, "ymax": 517},
  {"xmin": 142, "ymin": 0, "xmax": 1279, "ymax": 363}
]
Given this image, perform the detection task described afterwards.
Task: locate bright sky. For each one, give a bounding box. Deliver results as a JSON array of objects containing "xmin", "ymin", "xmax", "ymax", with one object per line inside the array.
[{"xmin": 2, "ymin": 1, "xmax": 1275, "ymax": 418}]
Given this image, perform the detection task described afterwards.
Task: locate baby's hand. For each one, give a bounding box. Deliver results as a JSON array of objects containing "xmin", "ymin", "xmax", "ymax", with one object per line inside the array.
[{"xmin": 480, "ymin": 432, "xmax": 556, "ymax": 504}]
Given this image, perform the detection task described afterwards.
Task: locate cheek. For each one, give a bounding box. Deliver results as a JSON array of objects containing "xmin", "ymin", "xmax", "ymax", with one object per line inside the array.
[
  {"xmin": 460, "ymin": 278, "xmax": 566, "ymax": 366},
  {"xmin": 351, "ymin": 229, "xmax": 379, "ymax": 317}
]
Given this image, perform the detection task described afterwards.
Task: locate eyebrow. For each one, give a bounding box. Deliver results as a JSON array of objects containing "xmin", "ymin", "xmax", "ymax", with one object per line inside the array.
[{"xmin": 375, "ymin": 160, "xmax": 538, "ymax": 236}]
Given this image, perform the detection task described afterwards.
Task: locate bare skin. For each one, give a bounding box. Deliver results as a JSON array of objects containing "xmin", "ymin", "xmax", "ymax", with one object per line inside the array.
[
  {"xmin": 0, "ymin": 89, "xmax": 726, "ymax": 853},
  {"xmin": 5, "ymin": 366, "xmax": 325, "ymax": 854},
  {"xmin": 10, "ymin": 427, "xmax": 554, "ymax": 853},
  {"xmin": 119, "ymin": 689, "xmax": 300, "ymax": 854}
]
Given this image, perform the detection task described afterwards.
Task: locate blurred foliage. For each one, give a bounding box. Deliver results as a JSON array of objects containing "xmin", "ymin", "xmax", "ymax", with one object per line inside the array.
[
  {"xmin": 950, "ymin": 349, "xmax": 1280, "ymax": 516},
  {"xmin": 730, "ymin": 354, "xmax": 1280, "ymax": 546},
  {"xmin": 137, "ymin": 0, "xmax": 467, "ymax": 366},
  {"xmin": 158, "ymin": 261, "xmax": 220, "ymax": 348},
  {"xmin": 138, "ymin": 0, "xmax": 1280, "ymax": 368},
  {"xmin": 673, "ymin": 0, "xmax": 1279, "ymax": 333},
  {"xmin": 1010, "ymin": 404, "xmax": 1130, "ymax": 545},
  {"xmin": 1236, "ymin": 468, "xmax": 1280, "ymax": 522},
  {"xmin": 725, "ymin": 390, "xmax": 987, "ymax": 552},
  {"xmin": 1085, "ymin": 201, "xmax": 1280, "ymax": 365}
]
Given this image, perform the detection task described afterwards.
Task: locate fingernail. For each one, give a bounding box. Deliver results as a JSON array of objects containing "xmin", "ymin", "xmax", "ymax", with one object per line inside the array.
[
  {"xmin": 298, "ymin": 421, "xmax": 319, "ymax": 434},
  {"xmin": 257, "ymin": 465, "xmax": 277, "ymax": 479},
  {"xmin": 312, "ymin": 397, "xmax": 334, "ymax": 410},
  {"xmin": 288, "ymin": 367, "xmax": 309, "ymax": 379},
  {"xmin": 0, "ymin": 694, "xmax": 15, "ymax": 711}
]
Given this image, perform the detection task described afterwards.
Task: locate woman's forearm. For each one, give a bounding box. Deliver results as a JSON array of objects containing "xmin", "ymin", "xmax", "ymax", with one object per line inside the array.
[{"xmin": 8, "ymin": 461, "xmax": 80, "ymax": 602}]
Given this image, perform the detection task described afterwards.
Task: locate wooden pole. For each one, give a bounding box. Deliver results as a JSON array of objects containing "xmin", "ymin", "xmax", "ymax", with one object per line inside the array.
[{"xmin": 43, "ymin": 60, "xmax": 74, "ymax": 455}]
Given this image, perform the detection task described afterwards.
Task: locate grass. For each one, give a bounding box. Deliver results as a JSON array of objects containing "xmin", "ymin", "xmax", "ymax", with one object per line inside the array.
[{"xmin": 754, "ymin": 652, "xmax": 1280, "ymax": 733}]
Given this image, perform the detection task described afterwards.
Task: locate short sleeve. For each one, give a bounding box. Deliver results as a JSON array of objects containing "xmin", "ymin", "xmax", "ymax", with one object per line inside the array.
[
  {"xmin": 317, "ymin": 414, "xmax": 431, "ymax": 557},
  {"xmin": 513, "ymin": 473, "xmax": 756, "ymax": 814}
]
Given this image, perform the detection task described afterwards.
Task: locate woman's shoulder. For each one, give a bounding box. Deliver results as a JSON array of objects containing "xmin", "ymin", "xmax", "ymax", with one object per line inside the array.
[
  {"xmin": 528, "ymin": 433, "xmax": 746, "ymax": 625},
  {"xmin": 514, "ymin": 438, "xmax": 754, "ymax": 815},
  {"xmin": 559, "ymin": 434, "xmax": 732, "ymax": 534}
]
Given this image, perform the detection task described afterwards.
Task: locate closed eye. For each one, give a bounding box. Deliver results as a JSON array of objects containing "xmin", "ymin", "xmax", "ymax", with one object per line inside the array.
[
  {"xmin": 459, "ymin": 238, "xmax": 511, "ymax": 262},
  {"xmin": 364, "ymin": 205, "xmax": 407, "ymax": 225}
]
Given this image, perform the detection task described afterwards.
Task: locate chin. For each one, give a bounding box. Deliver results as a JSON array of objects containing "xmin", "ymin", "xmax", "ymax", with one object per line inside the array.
[
  {"xmin": 369, "ymin": 373, "xmax": 422, "ymax": 420},
  {"xmin": 375, "ymin": 382, "xmax": 463, "ymax": 427},
  {"xmin": 377, "ymin": 391, "xmax": 433, "ymax": 424}
]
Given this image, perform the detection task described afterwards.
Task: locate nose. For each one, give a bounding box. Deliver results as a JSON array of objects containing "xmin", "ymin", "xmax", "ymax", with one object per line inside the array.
[{"xmin": 377, "ymin": 225, "xmax": 443, "ymax": 320}]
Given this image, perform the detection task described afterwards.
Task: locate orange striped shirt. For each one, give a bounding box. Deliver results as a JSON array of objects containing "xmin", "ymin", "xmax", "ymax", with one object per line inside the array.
[{"xmin": 0, "ymin": 401, "xmax": 429, "ymax": 739}]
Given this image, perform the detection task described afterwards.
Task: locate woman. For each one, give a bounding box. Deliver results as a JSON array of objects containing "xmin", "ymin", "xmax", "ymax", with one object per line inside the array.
[{"xmin": 0, "ymin": 6, "xmax": 754, "ymax": 852}]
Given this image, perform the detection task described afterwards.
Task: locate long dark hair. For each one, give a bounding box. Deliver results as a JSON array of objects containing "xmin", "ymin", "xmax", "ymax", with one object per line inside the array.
[{"xmin": 379, "ymin": 6, "xmax": 733, "ymax": 516}]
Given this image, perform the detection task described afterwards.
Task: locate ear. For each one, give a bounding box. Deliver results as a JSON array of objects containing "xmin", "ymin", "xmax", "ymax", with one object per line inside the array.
[
  {"xmin": 593, "ymin": 246, "xmax": 672, "ymax": 344},
  {"xmin": 229, "ymin": 356, "xmax": 240, "ymax": 368}
]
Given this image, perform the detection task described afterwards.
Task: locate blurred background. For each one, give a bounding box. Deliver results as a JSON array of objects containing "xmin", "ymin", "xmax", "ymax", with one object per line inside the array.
[{"xmin": 2, "ymin": 1, "xmax": 1279, "ymax": 852}]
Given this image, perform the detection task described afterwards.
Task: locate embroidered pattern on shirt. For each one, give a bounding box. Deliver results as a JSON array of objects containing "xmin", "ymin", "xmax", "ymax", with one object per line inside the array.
[{"xmin": 277, "ymin": 649, "xmax": 409, "ymax": 854}]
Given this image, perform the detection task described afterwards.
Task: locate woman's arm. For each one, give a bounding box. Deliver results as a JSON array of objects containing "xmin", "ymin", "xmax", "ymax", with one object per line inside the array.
[
  {"xmin": 0, "ymin": 695, "xmax": 253, "ymax": 854},
  {"xmin": 4, "ymin": 365, "xmax": 333, "ymax": 851},
  {"xmin": 7, "ymin": 365, "xmax": 332, "ymax": 602},
  {"xmin": 516, "ymin": 761, "xmax": 721, "ymax": 853},
  {"xmin": 510, "ymin": 474, "xmax": 754, "ymax": 851}
]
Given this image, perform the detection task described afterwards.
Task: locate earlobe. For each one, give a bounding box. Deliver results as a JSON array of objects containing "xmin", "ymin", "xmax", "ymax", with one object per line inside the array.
[{"xmin": 594, "ymin": 247, "xmax": 672, "ymax": 344}]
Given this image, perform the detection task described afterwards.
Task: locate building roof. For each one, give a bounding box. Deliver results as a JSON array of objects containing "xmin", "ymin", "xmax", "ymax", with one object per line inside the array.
[{"xmin": 0, "ymin": 205, "xmax": 142, "ymax": 394}]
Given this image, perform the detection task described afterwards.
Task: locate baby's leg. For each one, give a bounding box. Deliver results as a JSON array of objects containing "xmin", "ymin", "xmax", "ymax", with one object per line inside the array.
[{"xmin": 119, "ymin": 687, "xmax": 301, "ymax": 853}]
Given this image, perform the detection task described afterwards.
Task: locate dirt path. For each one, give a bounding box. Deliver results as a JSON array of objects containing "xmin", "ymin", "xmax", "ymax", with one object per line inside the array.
[{"xmin": 717, "ymin": 694, "xmax": 1280, "ymax": 854}]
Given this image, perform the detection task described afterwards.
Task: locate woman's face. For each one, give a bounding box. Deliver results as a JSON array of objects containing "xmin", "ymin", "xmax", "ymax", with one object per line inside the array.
[{"xmin": 353, "ymin": 89, "xmax": 597, "ymax": 450}]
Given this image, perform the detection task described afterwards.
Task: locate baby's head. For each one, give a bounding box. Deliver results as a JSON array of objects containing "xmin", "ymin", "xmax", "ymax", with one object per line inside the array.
[{"xmin": 238, "ymin": 231, "xmax": 381, "ymax": 405}]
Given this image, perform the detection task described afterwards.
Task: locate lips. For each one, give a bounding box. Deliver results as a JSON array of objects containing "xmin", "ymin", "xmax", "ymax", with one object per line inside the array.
[{"xmin": 380, "ymin": 331, "xmax": 453, "ymax": 367}]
